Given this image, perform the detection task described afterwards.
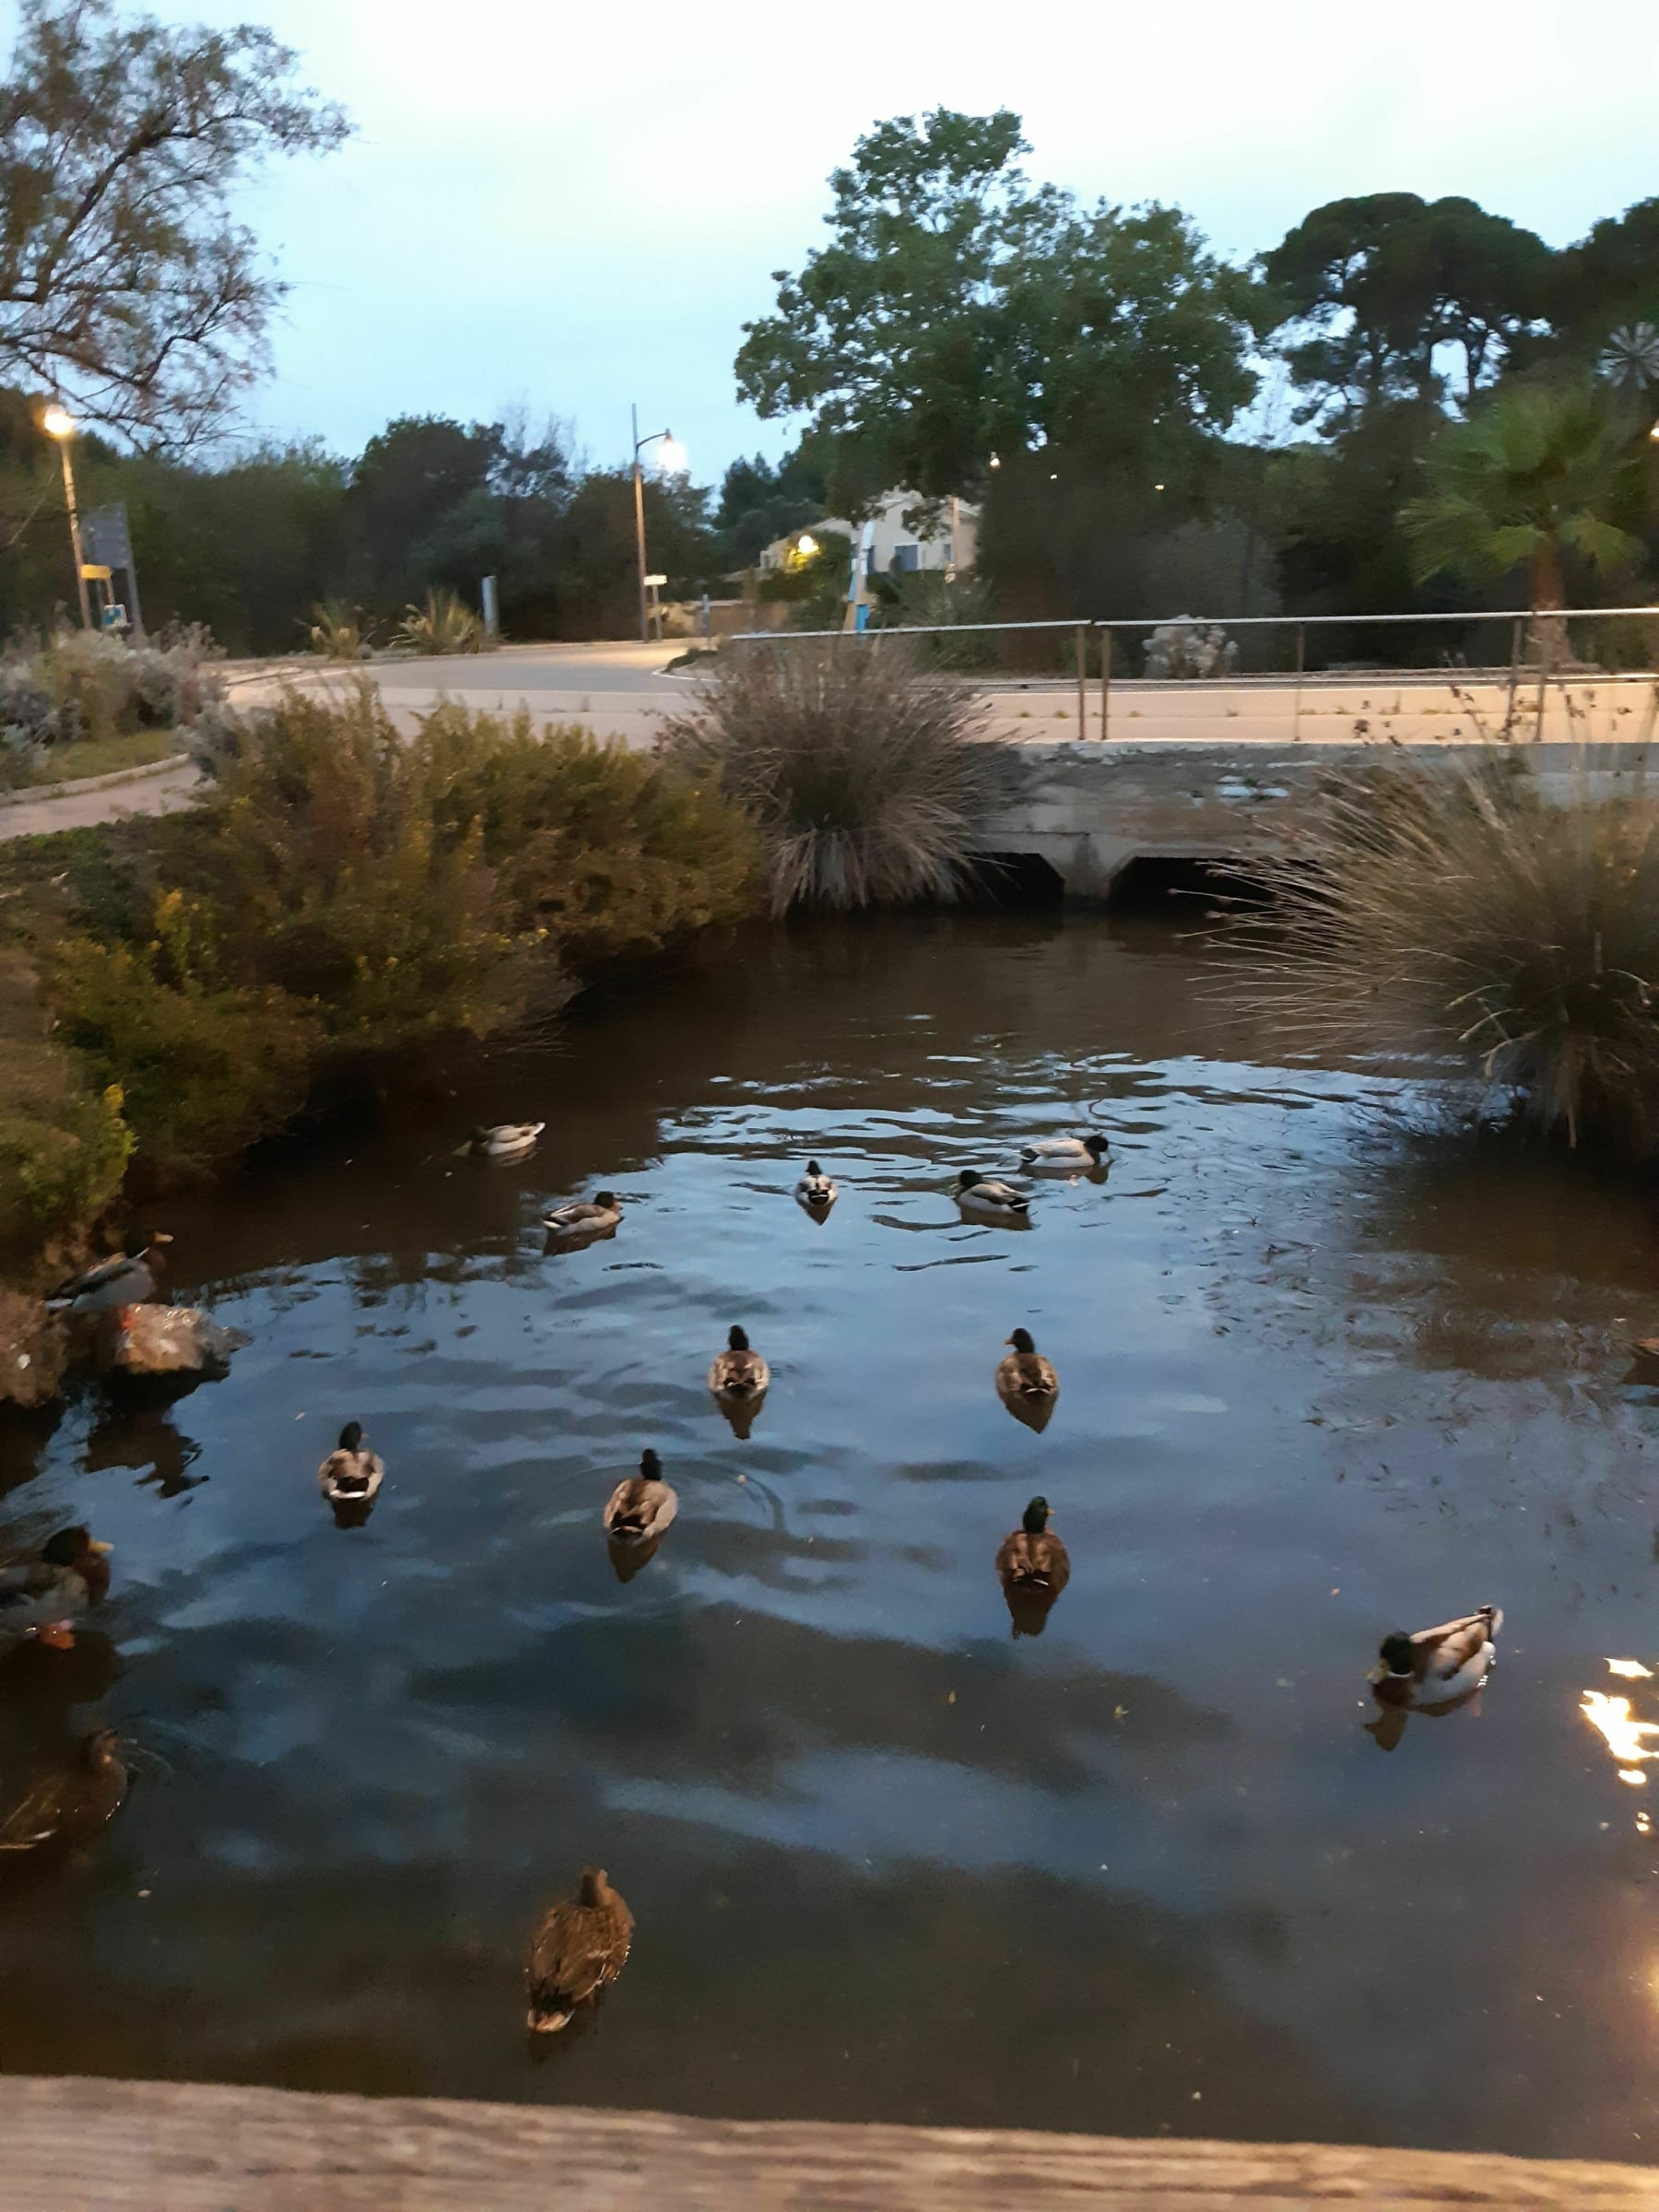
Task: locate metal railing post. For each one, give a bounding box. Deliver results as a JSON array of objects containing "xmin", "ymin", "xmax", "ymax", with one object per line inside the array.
[
  {"xmin": 1075, "ymin": 623, "xmax": 1087, "ymax": 744},
  {"xmin": 1507, "ymin": 615, "xmax": 1523, "ymax": 732},
  {"xmin": 1292, "ymin": 624, "xmax": 1305, "ymax": 742},
  {"xmin": 1100, "ymin": 624, "xmax": 1112, "ymax": 740}
]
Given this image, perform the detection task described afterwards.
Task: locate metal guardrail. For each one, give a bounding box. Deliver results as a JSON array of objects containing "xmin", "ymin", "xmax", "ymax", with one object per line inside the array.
[{"xmin": 731, "ymin": 607, "xmax": 1659, "ymax": 745}]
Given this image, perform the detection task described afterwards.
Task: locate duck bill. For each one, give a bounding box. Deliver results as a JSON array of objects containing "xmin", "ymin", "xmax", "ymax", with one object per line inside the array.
[
  {"xmin": 88, "ymin": 1538, "xmax": 114, "ymax": 1555},
  {"xmin": 1365, "ymin": 1663, "xmax": 1388, "ymax": 1684}
]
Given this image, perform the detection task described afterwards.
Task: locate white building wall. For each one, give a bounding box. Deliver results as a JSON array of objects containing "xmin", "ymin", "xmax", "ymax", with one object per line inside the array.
[{"xmin": 759, "ymin": 490, "xmax": 980, "ymax": 577}]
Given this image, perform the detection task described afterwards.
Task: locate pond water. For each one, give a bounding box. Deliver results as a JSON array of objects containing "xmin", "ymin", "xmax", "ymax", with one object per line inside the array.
[{"xmin": 3, "ymin": 912, "xmax": 1659, "ymax": 2161}]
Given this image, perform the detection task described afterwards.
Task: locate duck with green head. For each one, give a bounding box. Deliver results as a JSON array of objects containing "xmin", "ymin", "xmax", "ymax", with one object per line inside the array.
[{"xmin": 0, "ymin": 1527, "xmax": 113, "ymax": 1653}]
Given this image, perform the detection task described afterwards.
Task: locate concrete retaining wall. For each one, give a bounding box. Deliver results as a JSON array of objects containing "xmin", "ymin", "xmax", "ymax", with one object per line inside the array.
[{"xmin": 981, "ymin": 738, "xmax": 1659, "ymax": 900}]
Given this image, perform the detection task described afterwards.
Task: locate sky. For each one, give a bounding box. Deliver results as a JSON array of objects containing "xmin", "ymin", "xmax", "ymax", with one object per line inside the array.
[{"xmin": 157, "ymin": 0, "xmax": 1659, "ymax": 486}]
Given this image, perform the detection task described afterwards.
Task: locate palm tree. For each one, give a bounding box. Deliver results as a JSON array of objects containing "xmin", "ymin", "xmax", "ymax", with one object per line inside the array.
[
  {"xmin": 1599, "ymin": 324, "xmax": 1659, "ymax": 394},
  {"xmin": 1401, "ymin": 382, "xmax": 1646, "ymax": 668}
]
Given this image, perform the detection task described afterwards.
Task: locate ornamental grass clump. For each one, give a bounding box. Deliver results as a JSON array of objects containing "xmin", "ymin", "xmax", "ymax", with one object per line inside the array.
[
  {"xmin": 1228, "ymin": 747, "xmax": 1659, "ymax": 1152},
  {"xmin": 395, "ymin": 588, "xmax": 488, "ymax": 655},
  {"xmin": 663, "ymin": 639, "xmax": 1003, "ymax": 913}
]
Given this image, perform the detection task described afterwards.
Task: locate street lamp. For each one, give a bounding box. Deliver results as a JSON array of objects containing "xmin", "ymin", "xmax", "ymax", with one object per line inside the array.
[
  {"xmin": 631, "ymin": 406, "xmax": 685, "ymax": 643},
  {"xmin": 42, "ymin": 404, "xmax": 92, "ymax": 631}
]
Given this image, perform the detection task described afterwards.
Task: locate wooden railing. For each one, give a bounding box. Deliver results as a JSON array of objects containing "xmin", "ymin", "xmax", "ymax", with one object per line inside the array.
[{"xmin": 0, "ymin": 2075, "xmax": 1655, "ymax": 2210}]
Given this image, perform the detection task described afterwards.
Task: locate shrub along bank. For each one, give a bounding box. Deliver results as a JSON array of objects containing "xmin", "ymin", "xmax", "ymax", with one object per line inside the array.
[{"xmin": 0, "ymin": 685, "xmax": 759, "ymax": 1262}]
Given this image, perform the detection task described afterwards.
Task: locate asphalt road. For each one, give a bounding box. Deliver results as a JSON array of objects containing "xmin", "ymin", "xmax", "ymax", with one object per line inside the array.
[{"xmin": 368, "ymin": 640, "xmax": 688, "ymax": 695}]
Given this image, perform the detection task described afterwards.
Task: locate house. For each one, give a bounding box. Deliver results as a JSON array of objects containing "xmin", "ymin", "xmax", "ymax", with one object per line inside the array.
[{"xmin": 758, "ymin": 490, "xmax": 979, "ymax": 582}]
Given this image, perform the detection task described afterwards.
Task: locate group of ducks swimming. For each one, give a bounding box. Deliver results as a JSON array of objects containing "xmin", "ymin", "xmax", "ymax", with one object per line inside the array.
[{"xmin": 0, "ymin": 1114, "xmax": 1507, "ymax": 2034}]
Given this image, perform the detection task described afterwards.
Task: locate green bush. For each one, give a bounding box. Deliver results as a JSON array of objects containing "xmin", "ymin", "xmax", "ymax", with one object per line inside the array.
[
  {"xmin": 174, "ymin": 687, "xmax": 542, "ymax": 1053},
  {"xmin": 421, "ymin": 706, "xmax": 759, "ymax": 956},
  {"xmin": 869, "ymin": 571, "xmax": 998, "ymax": 670},
  {"xmin": 0, "ymin": 1080, "xmax": 132, "ymax": 1240},
  {"xmin": 41, "ymin": 688, "xmax": 758, "ymax": 1182},
  {"xmin": 54, "ymin": 897, "xmax": 320, "ymax": 1179},
  {"xmin": 0, "ymin": 625, "xmax": 230, "ymax": 786},
  {"xmin": 663, "ymin": 639, "xmax": 1006, "ymax": 912},
  {"xmin": 1228, "ymin": 745, "xmax": 1659, "ymax": 1152}
]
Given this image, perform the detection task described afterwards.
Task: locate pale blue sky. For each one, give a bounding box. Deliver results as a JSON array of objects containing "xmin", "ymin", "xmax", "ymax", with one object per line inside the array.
[{"xmin": 164, "ymin": 0, "xmax": 1659, "ymax": 481}]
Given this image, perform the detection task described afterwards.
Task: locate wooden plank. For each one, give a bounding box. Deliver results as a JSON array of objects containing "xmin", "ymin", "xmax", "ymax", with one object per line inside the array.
[{"xmin": 0, "ymin": 2077, "xmax": 1655, "ymax": 2212}]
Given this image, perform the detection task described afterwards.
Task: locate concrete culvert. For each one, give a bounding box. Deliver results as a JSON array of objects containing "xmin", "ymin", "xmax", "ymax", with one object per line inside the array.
[{"xmin": 1104, "ymin": 856, "xmax": 1272, "ymax": 916}]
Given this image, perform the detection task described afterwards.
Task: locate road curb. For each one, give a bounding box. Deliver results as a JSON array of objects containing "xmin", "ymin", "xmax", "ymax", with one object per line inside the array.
[{"xmin": 0, "ymin": 753, "xmax": 194, "ymax": 811}]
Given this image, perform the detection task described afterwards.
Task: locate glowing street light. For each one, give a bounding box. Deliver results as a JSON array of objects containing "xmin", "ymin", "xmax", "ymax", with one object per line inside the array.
[
  {"xmin": 630, "ymin": 406, "xmax": 685, "ymax": 642},
  {"xmin": 796, "ymin": 533, "xmax": 818, "ymax": 559},
  {"xmin": 41, "ymin": 402, "xmax": 91, "ymax": 630}
]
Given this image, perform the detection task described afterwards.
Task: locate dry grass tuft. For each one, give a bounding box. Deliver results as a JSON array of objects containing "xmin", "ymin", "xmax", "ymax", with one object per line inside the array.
[
  {"xmin": 1227, "ymin": 745, "xmax": 1659, "ymax": 1150},
  {"xmin": 662, "ymin": 640, "xmax": 1005, "ymax": 913}
]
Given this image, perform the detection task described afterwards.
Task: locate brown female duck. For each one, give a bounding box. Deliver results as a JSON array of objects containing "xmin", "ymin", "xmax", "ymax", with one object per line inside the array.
[{"xmin": 526, "ymin": 1867, "xmax": 633, "ymax": 2032}]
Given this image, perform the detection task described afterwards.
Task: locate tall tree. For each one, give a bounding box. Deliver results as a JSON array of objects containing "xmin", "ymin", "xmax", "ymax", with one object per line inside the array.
[
  {"xmin": 1401, "ymin": 382, "xmax": 1646, "ymax": 662},
  {"xmin": 735, "ymin": 109, "xmax": 1258, "ymax": 500},
  {"xmin": 715, "ymin": 445, "xmax": 829, "ymax": 566},
  {"xmin": 1263, "ymin": 194, "xmax": 1553, "ymax": 425},
  {"xmin": 1550, "ymin": 199, "xmax": 1659, "ymax": 365},
  {"xmin": 0, "ymin": 0, "xmax": 347, "ymax": 446}
]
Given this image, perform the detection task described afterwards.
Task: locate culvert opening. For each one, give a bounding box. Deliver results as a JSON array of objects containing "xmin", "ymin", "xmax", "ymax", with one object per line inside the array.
[
  {"xmin": 1105, "ymin": 855, "xmax": 1272, "ymax": 916},
  {"xmin": 959, "ymin": 851, "xmax": 1067, "ymax": 908}
]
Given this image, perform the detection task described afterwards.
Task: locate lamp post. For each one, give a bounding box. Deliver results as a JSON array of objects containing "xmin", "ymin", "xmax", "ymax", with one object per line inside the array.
[
  {"xmin": 631, "ymin": 405, "xmax": 686, "ymax": 643},
  {"xmin": 42, "ymin": 404, "xmax": 91, "ymax": 631}
]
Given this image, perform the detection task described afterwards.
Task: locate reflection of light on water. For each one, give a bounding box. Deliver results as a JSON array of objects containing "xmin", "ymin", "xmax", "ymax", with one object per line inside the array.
[
  {"xmin": 1607, "ymin": 1659, "xmax": 1654, "ymax": 1679},
  {"xmin": 1581, "ymin": 1689, "xmax": 1659, "ymax": 1767},
  {"xmin": 1639, "ymin": 1812, "xmax": 1653, "ymax": 1835},
  {"xmin": 1618, "ymin": 1770, "xmax": 1648, "ymax": 1786}
]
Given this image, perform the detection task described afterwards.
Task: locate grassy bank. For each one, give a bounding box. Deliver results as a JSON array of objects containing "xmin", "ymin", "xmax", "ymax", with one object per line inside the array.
[
  {"xmin": 0, "ymin": 687, "xmax": 759, "ymax": 1274},
  {"xmin": 19, "ymin": 726, "xmax": 184, "ymax": 785}
]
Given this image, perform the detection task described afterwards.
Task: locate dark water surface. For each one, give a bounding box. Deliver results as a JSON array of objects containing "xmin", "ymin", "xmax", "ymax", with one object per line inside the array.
[{"xmin": 4, "ymin": 913, "xmax": 1659, "ymax": 2160}]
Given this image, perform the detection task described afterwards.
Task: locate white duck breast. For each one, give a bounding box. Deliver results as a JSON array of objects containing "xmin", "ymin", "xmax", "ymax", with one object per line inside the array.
[{"xmin": 794, "ymin": 1160, "xmax": 838, "ymax": 1212}]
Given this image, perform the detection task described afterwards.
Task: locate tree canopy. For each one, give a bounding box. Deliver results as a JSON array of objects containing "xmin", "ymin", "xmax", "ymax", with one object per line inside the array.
[
  {"xmin": 735, "ymin": 108, "xmax": 1260, "ymax": 502},
  {"xmin": 1261, "ymin": 193, "xmax": 1554, "ymax": 424},
  {"xmin": 0, "ymin": 0, "xmax": 348, "ymax": 446}
]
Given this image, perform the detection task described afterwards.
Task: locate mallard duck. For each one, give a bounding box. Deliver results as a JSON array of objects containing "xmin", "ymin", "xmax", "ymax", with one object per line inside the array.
[
  {"xmin": 525, "ymin": 1867, "xmax": 633, "ymax": 2033},
  {"xmin": 46, "ymin": 1231, "xmax": 172, "ymax": 1316},
  {"xmin": 995, "ymin": 1327, "xmax": 1059, "ymax": 1405},
  {"xmin": 318, "ymin": 1420, "xmax": 384, "ymax": 1506},
  {"xmin": 955, "ymin": 1171, "xmax": 1030, "ymax": 1222},
  {"xmin": 1368, "ymin": 1606, "xmax": 1501, "ymax": 1709},
  {"xmin": 0, "ymin": 1527, "xmax": 112, "ymax": 1653},
  {"xmin": 1020, "ymin": 1134, "xmax": 1109, "ymax": 1171},
  {"xmin": 794, "ymin": 1160, "xmax": 838, "ymax": 1216},
  {"xmin": 604, "ymin": 1450, "xmax": 678, "ymax": 1546},
  {"xmin": 543, "ymin": 1191, "xmax": 622, "ymax": 1237},
  {"xmin": 467, "ymin": 1123, "xmax": 545, "ymax": 1163},
  {"xmin": 708, "ymin": 1324, "xmax": 770, "ymax": 1402},
  {"xmin": 995, "ymin": 1497, "xmax": 1071, "ymax": 1601},
  {"xmin": 0, "ymin": 1728, "xmax": 127, "ymax": 1856}
]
